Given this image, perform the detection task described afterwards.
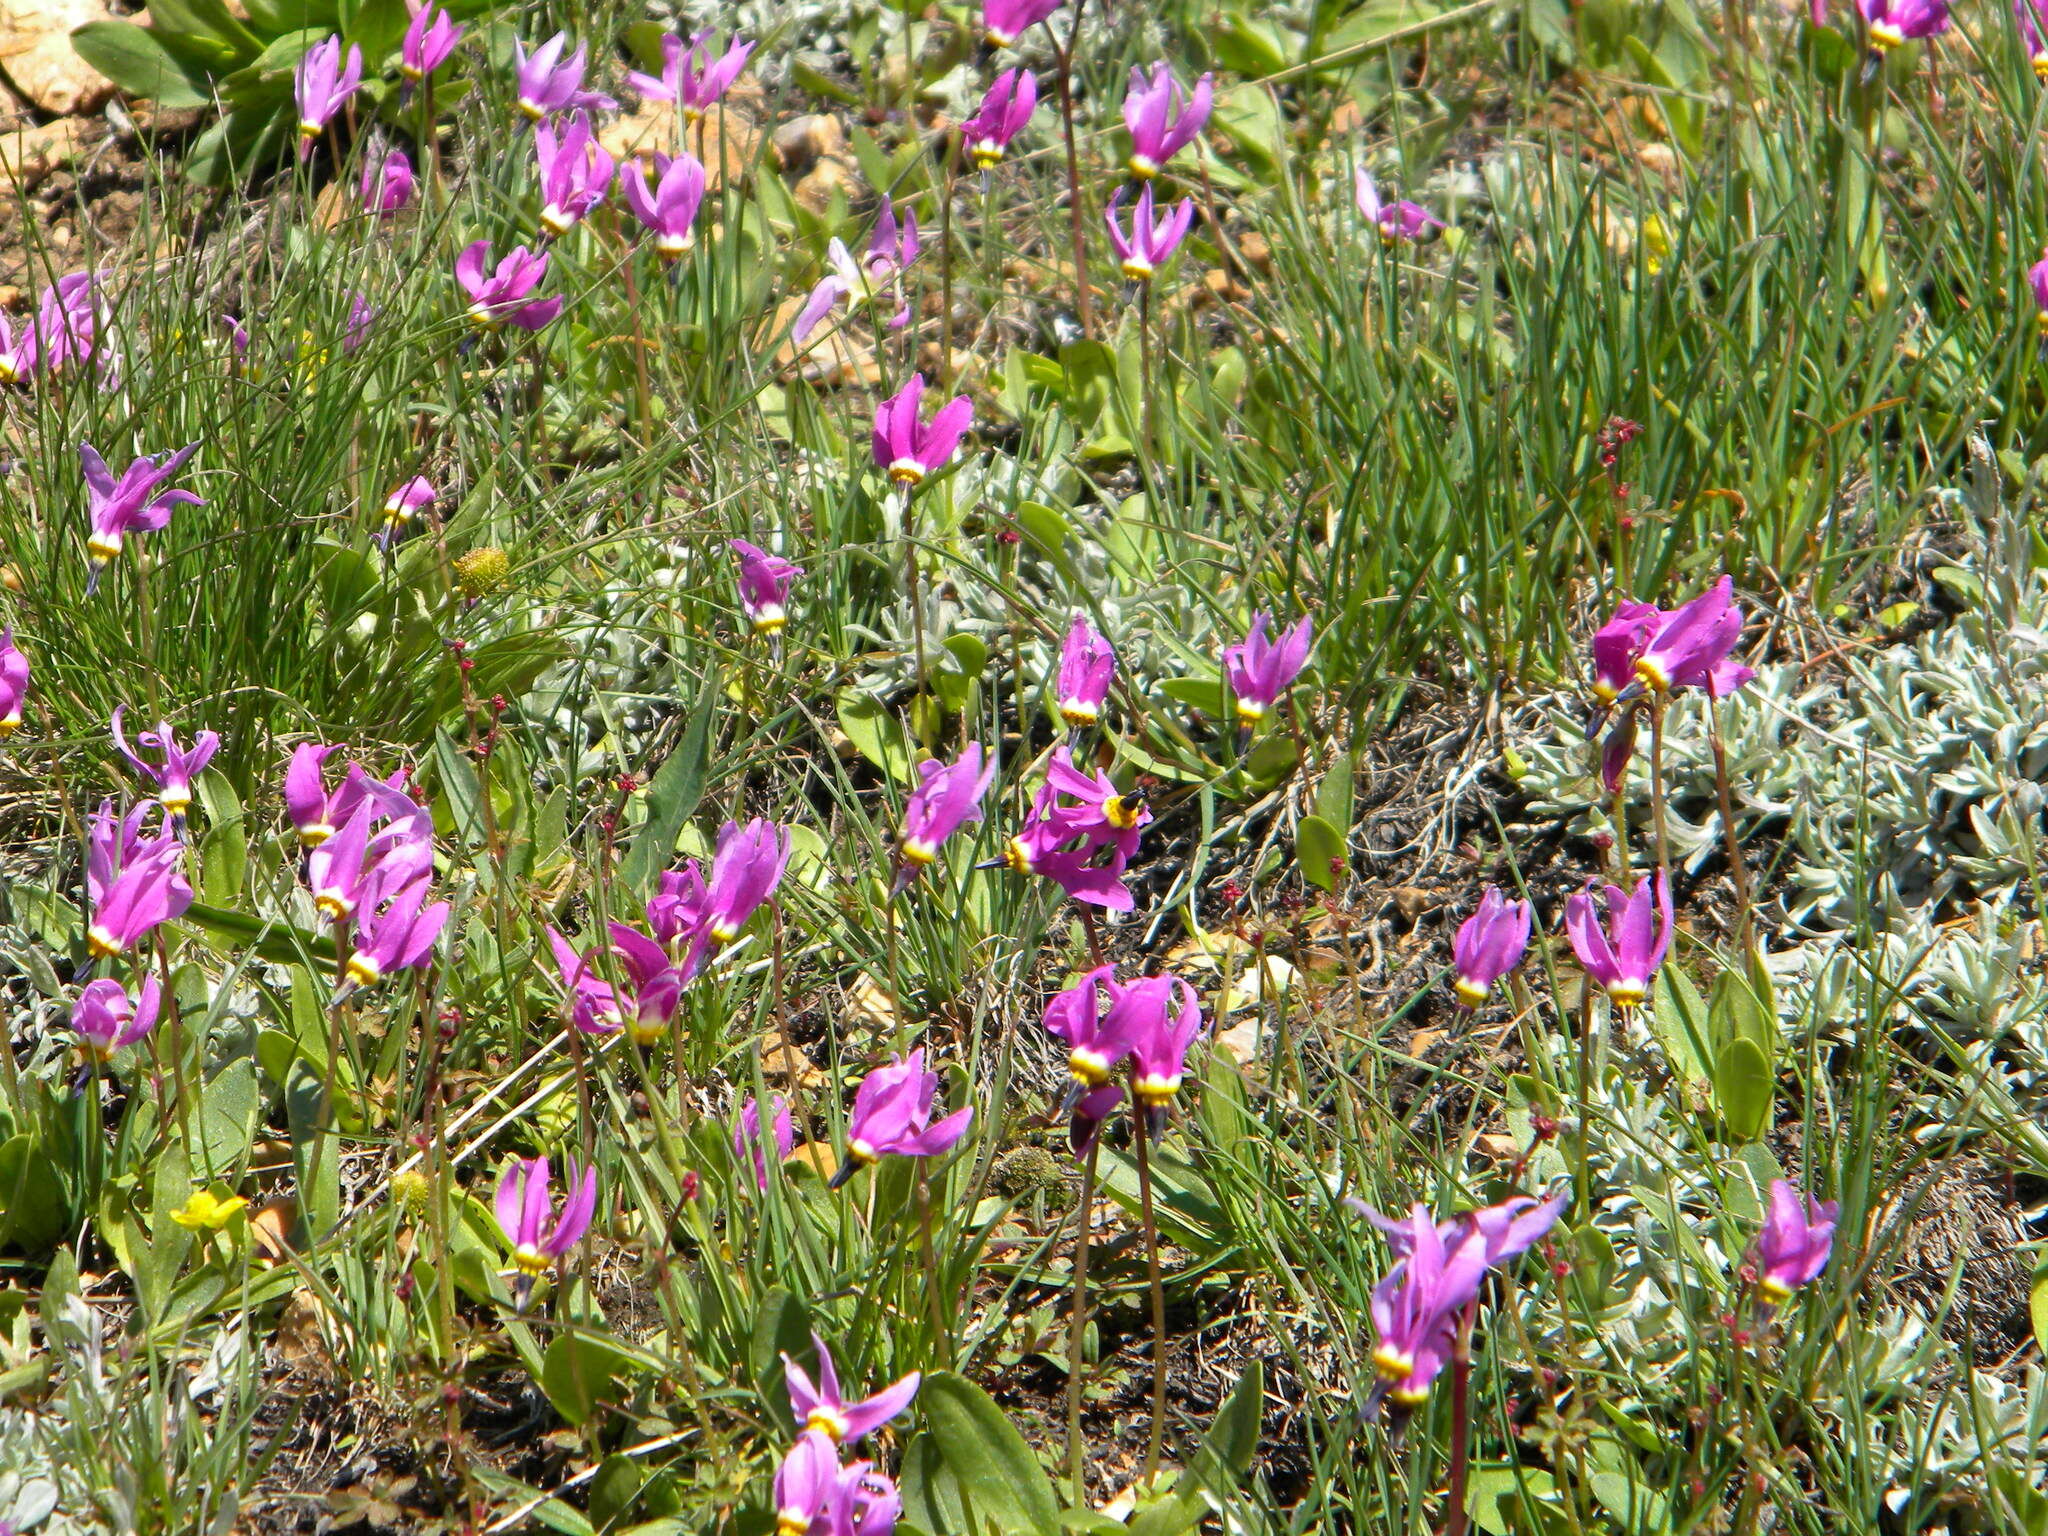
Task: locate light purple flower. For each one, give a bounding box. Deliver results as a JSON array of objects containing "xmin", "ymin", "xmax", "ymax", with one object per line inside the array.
[
  {"xmin": 794, "ymin": 200, "xmax": 922, "ymax": 343},
  {"xmin": 1122, "ymin": 62, "xmax": 1212, "ymax": 180},
  {"xmin": 1590, "ymin": 597, "xmax": 1664, "ymax": 707},
  {"xmin": 703, "ymin": 818, "xmax": 791, "ymax": 944},
  {"xmin": 963, "ymin": 69, "xmax": 1037, "ymax": 169},
  {"xmin": 605, "ymin": 921, "xmax": 691, "ymax": 1043},
  {"xmin": 401, "ymin": 4, "xmax": 462, "ymax": 81},
  {"xmin": 1564, "ymin": 871, "xmax": 1674, "ymax": 1009},
  {"xmin": 0, "ymin": 628, "xmax": 27, "ymax": 738},
  {"xmin": 1041, "ymin": 965, "xmax": 1132, "ymax": 1152},
  {"xmin": 456, "ymin": 240, "xmax": 563, "ymax": 332},
  {"xmin": 872, "ymin": 373, "xmax": 973, "ymax": 487},
  {"xmin": 295, "ymin": 37, "xmax": 363, "ymax": 160},
  {"xmin": 0, "ymin": 310, "xmax": 34, "ymax": 384},
  {"xmin": 284, "ymin": 747, "xmax": 411, "ymax": 849},
  {"xmin": 343, "ymin": 290, "xmax": 376, "ymax": 352},
  {"xmin": 338, "ymin": 868, "xmax": 448, "ymax": 996},
  {"xmin": 647, "ymin": 862, "xmax": 709, "ymax": 951},
  {"xmin": 831, "ymin": 1048, "xmax": 974, "ymax": 1185},
  {"xmin": 2020, "ymin": 0, "xmax": 2048, "ymax": 74},
  {"xmin": 1105, "ymin": 185, "xmax": 1195, "ymax": 282},
  {"xmin": 377, "ymin": 475, "xmax": 435, "ymax": 547},
  {"xmin": 361, "ymin": 144, "xmax": 416, "ymax": 216},
  {"xmin": 628, "ymin": 30, "xmax": 753, "ymax": 123},
  {"xmin": 19, "ymin": 273, "xmax": 98, "ymax": 379},
  {"xmin": 774, "ymin": 1431, "xmax": 852, "ymax": 1536},
  {"xmin": 984, "ymin": 0, "xmax": 1064, "ymax": 46},
  {"xmin": 81, "ymin": 441, "xmax": 203, "ymax": 596},
  {"xmin": 999, "ymin": 746, "xmax": 1150, "ymax": 911},
  {"xmin": 897, "ymin": 743, "xmax": 996, "ymax": 874},
  {"xmin": 1452, "ymin": 887, "xmax": 1532, "ymax": 1008},
  {"xmin": 306, "ymin": 794, "xmax": 433, "ymax": 925},
  {"xmin": 782, "ymin": 1333, "xmax": 920, "ymax": 1445},
  {"xmin": 111, "ymin": 707, "xmax": 218, "ymax": 820},
  {"xmin": 72, "ymin": 975, "xmax": 161, "ymax": 1060},
  {"xmin": 547, "ymin": 925, "xmax": 626, "ymax": 1036},
  {"xmin": 1055, "ymin": 614, "xmax": 1114, "ymax": 726},
  {"xmin": 1633, "ymin": 576, "xmax": 1753, "ymax": 698},
  {"xmin": 494, "ymin": 1154, "xmax": 597, "ymax": 1306},
  {"xmin": 1858, "ymin": 0, "xmax": 1949, "ymax": 49},
  {"xmin": 514, "ymin": 33, "xmax": 615, "ymax": 120},
  {"xmin": 1222, "ymin": 611, "xmax": 1313, "ymax": 725},
  {"xmin": 535, "ymin": 112, "xmax": 615, "ymax": 237},
  {"xmin": 730, "ymin": 538, "xmax": 803, "ymax": 634},
  {"xmin": 1117, "ymin": 975, "xmax": 1205, "ymax": 1138},
  {"xmin": 734, "ymin": 1094, "xmax": 794, "ymax": 1190},
  {"xmin": 623, "ymin": 151, "xmax": 707, "ymax": 260},
  {"xmin": 85, "ymin": 811, "xmax": 191, "ymax": 959},
  {"xmin": 1752, "ymin": 1179, "xmax": 1840, "ymax": 1305},
  {"xmin": 2031, "ymin": 251, "xmax": 2048, "ymax": 329},
  {"xmin": 1355, "ymin": 169, "xmax": 1443, "ymax": 243}
]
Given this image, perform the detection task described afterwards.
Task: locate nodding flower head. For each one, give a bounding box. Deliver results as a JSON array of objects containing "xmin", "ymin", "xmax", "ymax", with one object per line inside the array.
[
  {"xmin": 1631, "ymin": 576, "xmax": 1754, "ymax": 698},
  {"xmin": 623, "ymin": 151, "xmax": 707, "ymax": 259},
  {"xmin": 0, "ymin": 627, "xmax": 28, "ymax": 737},
  {"xmin": 534, "ymin": 112, "xmax": 616, "ymax": 237},
  {"xmin": 378, "ymin": 476, "xmax": 435, "ymax": 547},
  {"xmin": 702, "ymin": 817, "xmax": 791, "ymax": 943},
  {"xmin": 1055, "ymin": 614, "xmax": 1115, "ymax": 726},
  {"xmin": 897, "ymin": 743, "xmax": 995, "ymax": 874},
  {"xmin": 983, "ymin": 0, "xmax": 1064, "ymax": 48},
  {"xmin": 72, "ymin": 975, "xmax": 161, "ymax": 1060},
  {"xmin": 1122, "ymin": 62, "xmax": 1212, "ymax": 180},
  {"xmin": 1451, "ymin": 886, "xmax": 1532, "ymax": 1008},
  {"xmin": 1354, "ymin": 169, "xmax": 1444, "ymax": 243},
  {"xmin": 361, "ymin": 144, "xmax": 416, "ymax": 216},
  {"xmin": 832, "ymin": 1048, "xmax": 974, "ymax": 1186},
  {"xmin": 730, "ymin": 538, "xmax": 803, "ymax": 633},
  {"xmin": 1563, "ymin": 870, "xmax": 1674, "ymax": 1009},
  {"xmin": 455, "ymin": 240, "xmax": 563, "ymax": 333},
  {"xmin": 1114, "ymin": 975, "xmax": 1205, "ymax": 1137},
  {"xmin": 1040, "ymin": 965, "xmax": 1133, "ymax": 1151},
  {"xmin": 1590, "ymin": 598, "xmax": 1664, "ymax": 707},
  {"xmin": 781, "ymin": 1332, "xmax": 920, "ymax": 1445},
  {"xmin": 871, "ymin": 373, "xmax": 973, "ymax": 488},
  {"xmin": 1222, "ymin": 611, "xmax": 1313, "ymax": 724},
  {"xmin": 963, "ymin": 68, "xmax": 1038, "ymax": 169},
  {"xmin": 401, "ymin": 4, "xmax": 463, "ymax": 81},
  {"xmin": 294, "ymin": 36, "xmax": 363, "ymax": 158},
  {"xmin": 627, "ymin": 30, "xmax": 753, "ymax": 122},
  {"xmin": 493, "ymin": 1155, "xmax": 597, "ymax": 1304},
  {"xmin": 514, "ymin": 32, "xmax": 616, "ymax": 120},
  {"xmin": 1752, "ymin": 1179, "xmax": 1840, "ymax": 1305},
  {"xmin": 1857, "ymin": 0, "xmax": 1949, "ymax": 49},
  {"xmin": 734, "ymin": 1093, "xmax": 795, "ymax": 1190},
  {"xmin": 1104, "ymin": 184, "xmax": 1195, "ymax": 282},
  {"xmin": 111, "ymin": 707, "xmax": 219, "ymax": 819},
  {"xmin": 81, "ymin": 441, "xmax": 203, "ymax": 595}
]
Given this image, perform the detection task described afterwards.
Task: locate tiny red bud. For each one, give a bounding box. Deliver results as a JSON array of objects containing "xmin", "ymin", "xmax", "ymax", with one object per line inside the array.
[{"xmin": 681, "ymin": 1170, "xmax": 701, "ymax": 1201}]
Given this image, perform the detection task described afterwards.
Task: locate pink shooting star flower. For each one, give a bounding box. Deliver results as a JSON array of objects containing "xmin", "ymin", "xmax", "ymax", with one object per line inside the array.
[
  {"xmin": 1105, "ymin": 185, "xmax": 1195, "ymax": 282},
  {"xmin": 782, "ymin": 1333, "xmax": 920, "ymax": 1446},
  {"xmin": 534, "ymin": 112, "xmax": 615, "ymax": 237},
  {"xmin": 702, "ymin": 818, "xmax": 792, "ymax": 945},
  {"xmin": 284, "ymin": 747, "xmax": 411, "ymax": 849},
  {"xmin": 1355, "ymin": 169, "xmax": 1443, "ymax": 243},
  {"xmin": 1564, "ymin": 870, "xmax": 1674, "ymax": 1009},
  {"xmin": 984, "ymin": 0, "xmax": 1064, "ymax": 47},
  {"xmin": 30, "ymin": 273, "xmax": 99, "ymax": 378},
  {"xmin": 1632, "ymin": 576, "xmax": 1754, "ymax": 698},
  {"xmin": 1353, "ymin": 1192, "xmax": 1567, "ymax": 1411},
  {"xmin": 623, "ymin": 151, "xmax": 707, "ymax": 260},
  {"xmin": 336, "ymin": 868, "xmax": 448, "ymax": 998},
  {"xmin": 72, "ymin": 975, "xmax": 161, "ymax": 1061},
  {"xmin": 81, "ymin": 442, "xmax": 203, "ymax": 596},
  {"xmin": 1751, "ymin": 1179, "xmax": 1840, "ymax": 1307},
  {"xmin": 830, "ymin": 1048, "xmax": 974, "ymax": 1186},
  {"xmin": 730, "ymin": 539, "xmax": 803, "ymax": 634},
  {"xmin": 734, "ymin": 1093, "xmax": 795, "ymax": 1191},
  {"xmin": 494, "ymin": 1155, "xmax": 597, "ymax": 1309},
  {"xmin": 1451, "ymin": 886, "xmax": 1532, "ymax": 1008},
  {"xmin": 400, "ymin": 4, "xmax": 462, "ymax": 81},
  {"xmin": 605, "ymin": 921, "xmax": 691, "ymax": 1044},
  {"xmin": 0, "ymin": 628, "xmax": 27, "ymax": 738},
  {"xmin": 895, "ymin": 743, "xmax": 996, "ymax": 888},
  {"xmin": 305, "ymin": 793, "xmax": 433, "ymax": 925},
  {"xmin": 1118, "ymin": 974, "xmax": 1205, "ymax": 1139},
  {"xmin": 295, "ymin": 37, "xmax": 363, "ymax": 160},
  {"xmin": 361, "ymin": 145, "xmax": 416, "ymax": 216},
  {"xmin": 377, "ymin": 475, "xmax": 435, "ymax": 548},
  {"xmin": 963, "ymin": 68, "xmax": 1037, "ymax": 170},
  {"xmin": 1041, "ymin": 965, "xmax": 1133, "ymax": 1152},
  {"xmin": 456, "ymin": 241, "xmax": 563, "ymax": 332},
  {"xmin": 872, "ymin": 373, "xmax": 973, "ymax": 489},
  {"xmin": 1223, "ymin": 611, "xmax": 1314, "ymax": 726},
  {"xmin": 1054, "ymin": 614, "xmax": 1115, "ymax": 726},
  {"xmin": 628, "ymin": 30, "xmax": 753, "ymax": 123},
  {"xmin": 1122, "ymin": 63, "xmax": 1212, "ymax": 180},
  {"xmin": 998, "ymin": 746, "xmax": 1150, "ymax": 910},
  {"xmin": 647, "ymin": 862, "xmax": 710, "ymax": 951},
  {"xmin": 1590, "ymin": 597, "xmax": 1664, "ymax": 709},
  {"xmin": 343, "ymin": 291, "xmax": 376, "ymax": 352},
  {"xmin": 86, "ymin": 831, "xmax": 191, "ymax": 959},
  {"xmin": 0, "ymin": 311, "xmax": 35, "ymax": 384},
  {"xmin": 514, "ymin": 33, "xmax": 615, "ymax": 120},
  {"xmin": 774, "ymin": 1431, "xmax": 855, "ymax": 1536},
  {"xmin": 793, "ymin": 200, "xmax": 922, "ymax": 343},
  {"xmin": 2019, "ymin": 0, "xmax": 2048, "ymax": 75},
  {"xmin": 1858, "ymin": 0, "xmax": 1948, "ymax": 54},
  {"xmin": 2031, "ymin": 252, "xmax": 2048, "ymax": 336},
  {"xmin": 547, "ymin": 925, "xmax": 626, "ymax": 1036},
  {"xmin": 110, "ymin": 708, "xmax": 219, "ymax": 820}
]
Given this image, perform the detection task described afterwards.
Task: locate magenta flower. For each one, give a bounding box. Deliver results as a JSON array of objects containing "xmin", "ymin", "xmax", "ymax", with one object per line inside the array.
[
  {"xmin": 831, "ymin": 1048, "xmax": 974, "ymax": 1186},
  {"xmin": 1223, "ymin": 611, "xmax": 1313, "ymax": 725},
  {"xmin": 72, "ymin": 975, "xmax": 161, "ymax": 1060},
  {"xmin": 783, "ymin": 1333, "xmax": 920, "ymax": 1445},
  {"xmin": 495, "ymin": 1155, "xmax": 597, "ymax": 1307},
  {"xmin": 343, "ymin": 290, "xmax": 376, "ymax": 352},
  {"xmin": 86, "ymin": 814, "xmax": 191, "ymax": 958},
  {"xmin": 1590, "ymin": 597, "xmax": 1664, "ymax": 707},
  {"xmin": 306, "ymin": 795, "xmax": 433, "ymax": 925},
  {"xmin": 2032, "ymin": 252, "xmax": 2048, "ymax": 333},
  {"xmin": 730, "ymin": 538, "xmax": 803, "ymax": 634},
  {"xmin": 1000, "ymin": 747, "xmax": 1150, "ymax": 911},
  {"xmin": 1055, "ymin": 614, "xmax": 1115, "ymax": 726},
  {"xmin": 1451, "ymin": 886, "xmax": 1532, "ymax": 1008},
  {"xmin": 1105, "ymin": 185, "xmax": 1195, "ymax": 282},
  {"xmin": 1117, "ymin": 975, "xmax": 1205, "ymax": 1138},
  {"xmin": 0, "ymin": 310, "xmax": 36, "ymax": 384},
  {"xmin": 1633, "ymin": 577, "xmax": 1754, "ymax": 698},
  {"xmin": 777, "ymin": 1431, "xmax": 901, "ymax": 1536},
  {"xmin": 361, "ymin": 145, "xmax": 416, "ymax": 216},
  {"xmin": 1355, "ymin": 169, "xmax": 1443, "ymax": 243},
  {"xmin": 456, "ymin": 241, "xmax": 563, "ymax": 332},
  {"xmin": 20, "ymin": 273, "xmax": 98, "ymax": 379},
  {"xmin": 337, "ymin": 869, "xmax": 448, "ymax": 997},
  {"xmin": 514, "ymin": 33, "xmax": 615, "ymax": 120},
  {"xmin": 623, "ymin": 151, "xmax": 707, "ymax": 260},
  {"xmin": 984, "ymin": 0, "xmax": 1064, "ymax": 46},
  {"xmin": 647, "ymin": 862, "xmax": 709, "ymax": 951},
  {"xmin": 703, "ymin": 818, "xmax": 791, "ymax": 944},
  {"xmin": 401, "ymin": 4, "xmax": 462, "ymax": 81},
  {"xmin": 1564, "ymin": 870, "xmax": 1674, "ymax": 1009},
  {"xmin": 1751, "ymin": 1179, "xmax": 1840, "ymax": 1306},
  {"xmin": 0, "ymin": 627, "xmax": 27, "ymax": 738},
  {"xmin": 547, "ymin": 925, "xmax": 626, "ymax": 1036},
  {"xmin": 1123, "ymin": 63, "xmax": 1211, "ymax": 180},
  {"xmin": 2020, "ymin": 0, "xmax": 2048, "ymax": 75},
  {"xmin": 111, "ymin": 707, "xmax": 219, "ymax": 820},
  {"xmin": 963, "ymin": 69, "xmax": 1037, "ymax": 169},
  {"xmin": 377, "ymin": 475, "xmax": 435, "ymax": 548},
  {"xmin": 734, "ymin": 1093, "xmax": 795, "ymax": 1190},
  {"xmin": 1355, "ymin": 1192, "xmax": 1567, "ymax": 1410},
  {"xmin": 628, "ymin": 30, "xmax": 753, "ymax": 123},
  {"xmin": 1858, "ymin": 0, "xmax": 1949, "ymax": 50},
  {"xmin": 535, "ymin": 112, "xmax": 615, "ymax": 237},
  {"xmin": 897, "ymin": 743, "xmax": 996, "ymax": 876},
  {"xmin": 284, "ymin": 747, "xmax": 410, "ymax": 849},
  {"xmin": 872, "ymin": 374, "xmax": 973, "ymax": 488},
  {"xmin": 1041, "ymin": 965, "xmax": 1132, "ymax": 1152},
  {"xmin": 294, "ymin": 37, "xmax": 363, "ymax": 160},
  {"xmin": 795, "ymin": 200, "xmax": 922, "ymax": 343},
  {"xmin": 81, "ymin": 441, "xmax": 203, "ymax": 595},
  {"xmin": 606, "ymin": 921, "xmax": 691, "ymax": 1043}
]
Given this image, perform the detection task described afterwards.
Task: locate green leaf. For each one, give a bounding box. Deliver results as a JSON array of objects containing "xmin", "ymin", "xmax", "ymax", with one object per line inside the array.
[
  {"xmin": 1647, "ymin": 966, "xmax": 1712, "ymax": 1084},
  {"xmin": 1465, "ymin": 1465, "xmax": 1560, "ymax": 1536},
  {"xmin": 620, "ymin": 666, "xmax": 721, "ymax": 895},
  {"xmin": 1161, "ymin": 677, "xmax": 1227, "ymax": 718},
  {"xmin": 1712, "ymin": 1037, "xmax": 1772, "ymax": 1143},
  {"xmin": 1708, "ymin": 964, "xmax": 1774, "ymax": 1059},
  {"xmin": 190, "ymin": 1057, "xmax": 259, "ymax": 1178},
  {"xmin": 1127, "ymin": 1361, "xmax": 1264, "ymax": 1536},
  {"xmin": 69, "ymin": 20, "xmax": 214, "ymax": 108},
  {"xmin": 913, "ymin": 1373, "xmax": 1061, "ymax": 1536},
  {"xmin": 432, "ymin": 728, "xmax": 489, "ymax": 848},
  {"xmin": 2031, "ymin": 1268, "xmax": 2048, "ymax": 1354},
  {"xmin": 0, "ymin": 1135, "xmax": 70, "ymax": 1254},
  {"xmin": 588, "ymin": 1453, "xmax": 644, "ymax": 1532},
  {"xmin": 835, "ymin": 690, "xmax": 912, "ymax": 784},
  {"xmin": 539, "ymin": 1333, "xmax": 638, "ymax": 1428},
  {"xmin": 1294, "ymin": 813, "xmax": 1344, "ymax": 892},
  {"xmin": 183, "ymin": 900, "xmax": 335, "ymax": 966},
  {"xmin": 195, "ymin": 769, "xmax": 248, "ymax": 907}
]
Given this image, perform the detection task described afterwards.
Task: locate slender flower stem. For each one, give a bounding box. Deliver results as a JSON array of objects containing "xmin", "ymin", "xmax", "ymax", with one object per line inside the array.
[
  {"xmin": 1444, "ymin": 1297, "xmax": 1480, "ymax": 1536},
  {"xmin": 1049, "ymin": 0, "xmax": 1093, "ymax": 336},
  {"xmin": 901, "ymin": 487, "xmax": 927, "ymax": 689},
  {"xmin": 1134, "ymin": 1124, "xmax": 1169, "ymax": 1483},
  {"xmin": 1647, "ymin": 695, "xmax": 1673, "ymax": 882},
  {"xmin": 1139, "ymin": 278, "xmax": 1156, "ymax": 467},
  {"xmin": 1065, "ymin": 1137, "xmax": 1101, "ymax": 1502},
  {"xmin": 938, "ymin": 156, "xmax": 957, "ymax": 391},
  {"xmin": 1707, "ymin": 701, "xmax": 1752, "ymax": 944}
]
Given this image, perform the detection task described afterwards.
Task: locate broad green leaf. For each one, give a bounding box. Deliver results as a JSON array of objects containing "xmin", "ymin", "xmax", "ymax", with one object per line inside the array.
[
  {"xmin": 69, "ymin": 21, "xmax": 214, "ymax": 108},
  {"xmin": 540, "ymin": 1333, "xmax": 639, "ymax": 1427},
  {"xmin": 914, "ymin": 1373, "xmax": 1060, "ymax": 1536},
  {"xmin": 835, "ymin": 690, "xmax": 912, "ymax": 784},
  {"xmin": 0, "ymin": 1135, "xmax": 70, "ymax": 1254},
  {"xmin": 1713, "ymin": 1037, "xmax": 1772, "ymax": 1143},
  {"xmin": 2031, "ymin": 1269, "xmax": 2048, "ymax": 1353},
  {"xmin": 1295, "ymin": 813, "xmax": 1344, "ymax": 892},
  {"xmin": 618, "ymin": 665, "xmax": 720, "ymax": 895},
  {"xmin": 1647, "ymin": 966, "xmax": 1711, "ymax": 1085},
  {"xmin": 1128, "ymin": 1361, "xmax": 1264, "ymax": 1536}
]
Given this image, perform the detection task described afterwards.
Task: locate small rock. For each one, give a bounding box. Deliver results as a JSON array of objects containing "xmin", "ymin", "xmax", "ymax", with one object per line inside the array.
[
  {"xmin": 0, "ymin": 0, "xmax": 117, "ymax": 113},
  {"xmin": 771, "ymin": 112, "xmax": 843, "ymax": 176},
  {"xmin": 1390, "ymin": 885, "xmax": 1435, "ymax": 923},
  {"xmin": 792, "ymin": 153, "xmax": 859, "ymax": 216}
]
